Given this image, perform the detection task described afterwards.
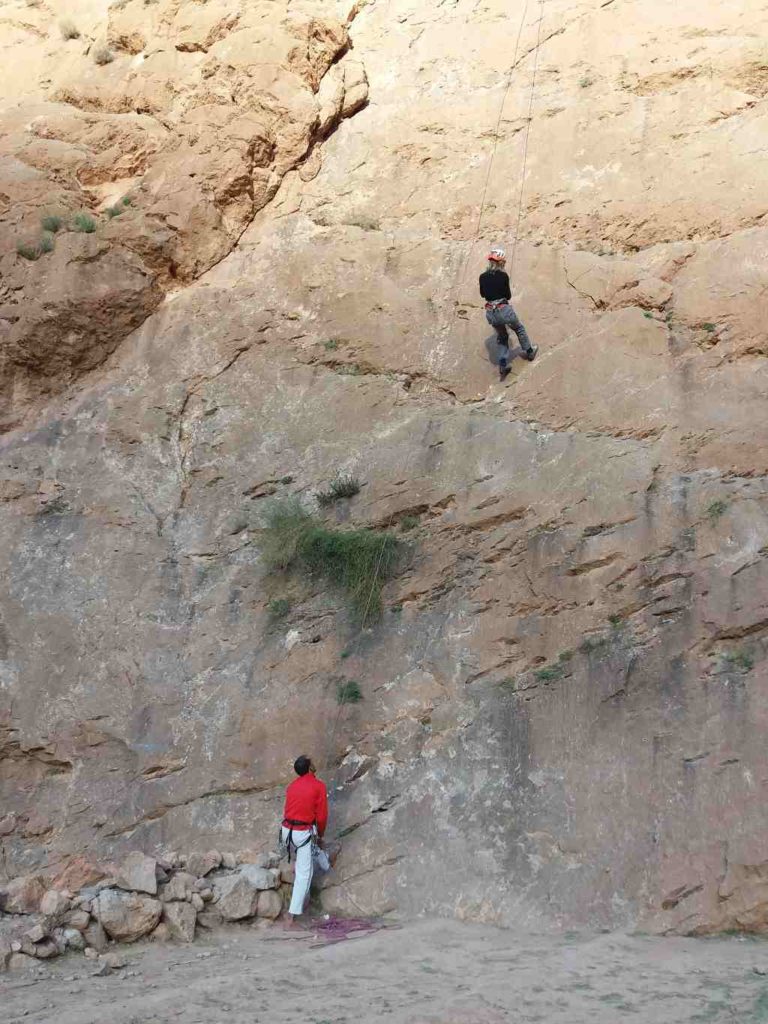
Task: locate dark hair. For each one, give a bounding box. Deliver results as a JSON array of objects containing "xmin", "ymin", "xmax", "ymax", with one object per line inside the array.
[{"xmin": 294, "ymin": 755, "xmax": 312, "ymax": 776}]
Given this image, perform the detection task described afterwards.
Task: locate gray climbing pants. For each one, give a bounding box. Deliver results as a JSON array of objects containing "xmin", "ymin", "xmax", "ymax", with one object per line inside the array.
[{"xmin": 485, "ymin": 303, "xmax": 533, "ymax": 365}]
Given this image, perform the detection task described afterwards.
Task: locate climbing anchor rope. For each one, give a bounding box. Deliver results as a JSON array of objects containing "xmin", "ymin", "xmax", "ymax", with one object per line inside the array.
[{"xmin": 457, "ymin": 0, "xmax": 546, "ymax": 301}]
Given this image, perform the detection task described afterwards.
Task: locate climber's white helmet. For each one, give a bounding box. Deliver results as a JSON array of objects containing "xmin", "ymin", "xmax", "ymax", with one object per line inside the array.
[{"xmin": 487, "ymin": 247, "xmax": 506, "ymax": 264}]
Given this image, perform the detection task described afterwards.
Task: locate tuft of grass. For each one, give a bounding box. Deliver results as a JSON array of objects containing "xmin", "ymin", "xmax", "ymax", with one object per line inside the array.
[
  {"xmin": 723, "ymin": 649, "xmax": 754, "ymax": 673},
  {"xmin": 73, "ymin": 212, "xmax": 96, "ymax": 233},
  {"xmin": 348, "ymin": 214, "xmax": 380, "ymax": 231},
  {"xmin": 534, "ymin": 664, "xmax": 564, "ymax": 683},
  {"xmin": 608, "ymin": 613, "xmax": 624, "ymax": 627},
  {"xmin": 337, "ymin": 363, "xmax": 362, "ymax": 376},
  {"xmin": 17, "ymin": 233, "xmax": 55, "ymax": 261},
  {"xmin": 267, "ymin": 597, "xmax": 291, "ymax": 622},
  {"xmin": 60, "ymin": 18, "xmax": 80, "ymax": 39},
  {"xmin": 106, "ymin": 204, "xmax": 125, "ymax": 219},
  {"xmin": 705, "ymin": 500, "xmax": 728, "ymax": 522},
  {"xmin": 93, "ymin": 44, "xmax": 114, "ymax": 65},
  {"xmin": 121, "ymin": 195, "xmax": 133, "ymax": 206},
  {"xmin": 324, "ymin": 339, "xmax": 339, "ymax": 351},
  {"xmin": 317, "ymin": 474, "xmax": 361, "ymax": 507},
  {"xmin": 580, "ymin": 634, "xmax": 609, "ymax": 654},
  {"xmin": 259, "ymin": 498, "xmax": 404, "ymax": 625},
  {"xmin": 340, "ymin": 649, "xmax": 351, "ymax": 659},
  {"xmin": 400, "ymin": 515, "xmax": 419, "ymax": 532},
  {"xmin": 702, "ymin": 322, "xmax": 718, "ymax": 333},
  {"xmin": 643, "ymin": 310, "xmax": 654, "ymax": 320},
  {"xmin": 498, "ymin": 677, "xmax": 518, "ymax": 691},
  {"xmin": 558, "ymin": 649, "xmax": 574, "ymax": 663},
  {"xmin": 578, "ymin": 76, "xmax": 593, "ymax": 88},
  {"xmin": 279, "ymin": 475, "xmax": 294, "ymax": 485},
  {"xmin": 41, "ymin": 214, "xmax": 64, "ymax": 234},
  {"xmin": 336, "ymin": 680, "xmax": 363, "ymax": 705},
  {"xmin": 16, "ymin": 240, "xmax": 42, "ymax": 261}
]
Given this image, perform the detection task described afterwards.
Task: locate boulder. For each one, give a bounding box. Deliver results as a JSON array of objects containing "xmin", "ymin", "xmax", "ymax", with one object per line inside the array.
[
  {"xmin": 100, "ymin": 952, "xmax": 127, "ymax": 969},
  {"xmin": 196, "ymin": 908, "xmax": 223, "ymax": 929},
  {"xmin": 256, "ymin": 890, "xmax": 283, "ymax": 920},
  {"xmin": 83, "ymin": 919, "xmax": 108, "ymax": 952},
  {"xmin": 239, "ymin": 865, "xmax": 280, "ymax": 891},
  {"xmin": 84, "ymin": 946, "xmax": 100, "ymax": 960},
  {"xmin": 190, "ymin": 893, "xmax": 204, "ymax": 912},
  {"xmin": 211, "ymin": 874, "xmax": 258, "ymax": 921},
  {"xmin": 163, "ymin": 901, "xmax": 196, "ymax": 943},
  {"xmin": 280, "ymin": 863, "xmax": 295, "ymax": 884},
  {"xmin": 94, "ymin": 889, "xmax": 162, "ymax": 942},
  {"xmin": 114, "ymin": 851, "xmax": 158, "ymax": 895},
  {"xmin": 221, "ymin": 852, "xmax": 237, "ymax": 870},
  {"xmin": 150, "ymin": 922, "xmax": 171, "ymax": 942},
  {"xmin": 63, "ymin": 909, "xmax": 91, "ymax": 931},
  {"xmin": 0, "ymin": 875, "xmax": 46, "ymax": 914},
  {"xmin": 186, "ymin": 850, "xmax": 222, "ymax": 878},
  {"xmin": 40, "ymin": 889, "xmax": 71, "ymax": 919},
  {"xmin": 24, "ymin": 923, "xmax": 47, "ymax": 943},
  {"xmin": 8, "ymin": 952, "xmax": 36, "ymax": 972},
  {"xmin": 63, "ymin": 928, "xmax": 86, "ymax": 951},
  {"xmin": 160, "ymin": 871, "xmax": 196, "ymax": 902},
  {"xmin": 32, "ymin": 938, "xmax": 59, "ymax": 959},
  {"xmin": 0, "ymin": 939, "xmax": 11, "ymax": 972}
]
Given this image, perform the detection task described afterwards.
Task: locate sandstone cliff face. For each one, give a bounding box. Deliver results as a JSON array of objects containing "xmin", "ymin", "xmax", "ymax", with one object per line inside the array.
[{"xmin": 2, "ymin": 0, "xmax": 768, "ymax": 936}]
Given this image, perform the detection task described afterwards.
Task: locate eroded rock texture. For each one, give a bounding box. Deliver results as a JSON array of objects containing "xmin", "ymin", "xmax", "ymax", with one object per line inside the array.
[{"xmin": 2, "ymin": 0, "xmax": 768, "ymax": 935}]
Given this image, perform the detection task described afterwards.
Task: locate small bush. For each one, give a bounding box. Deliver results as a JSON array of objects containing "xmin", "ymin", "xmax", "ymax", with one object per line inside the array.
[
  {"xmin": 723, "ymin": 650, "xmax": 754, "ymax": 673},
  {"xmin": 608, "ymin": 613, "xmax": 624, "ymax": 627},
  {"xmin": 40, "ymin": 232, "xmax": 55, "ymax": 253},
  {"xmin": 267, "ymin": 597, "xmax": 291, "ymax": 622},
  {"xmin": 106, "ymin": 204, "xmax": 125, "ymax": 219},
  {"xmin": 558, "ymin": 649, "xmax": 574, "ymax": 663},
  {"xmin": 580, "ymin": 634, "xmax": 608, "ymax": 654},
  {"xmin": 702, "ymin": 323, "xmax": 718, "ymax": 333},
  {"xmin": 73, "ymin": 212, "xmax": 96, "ymax": 233},
  {"xmin": 349, "ymin": 214, "xmax": 380, "ymax": 231},
  {"xmin": 706, "ymin": 500, "xmax": 728, "ymax": 522},
  {"xmin": 279, "ymin": 475, "xmax": 294, "ymax": 485},
  {"xmin": 337, "ymin": 363, "xmax": 362, "ymax": 376},
  {"xmin": 324, "ymin": 339, "xmax": 339, "ymax": 351},
  {"xmin": 16, "ymin": 240, "xmax": 42, "ymax": 261},
  {"xmin": 337, "ymin": 680, "xmax": 363, "ymax": 705},
  {"xmin": 93, "ymin": 45, "xmax": 114, "ymax": 65},
  {"xmin": 534, "ymin": 664, "xmax": 563, "ymax": 683},
  {"xmin": 121, "ymin": 195, "xmax": 133, "ymax": 206},
  {"xmin": 260, "ymin": 498, "xmax": 403, "ymax": 625},
  {"xmin": 316, "ymin": 475, "xmax": 361, "ymax": 507},
  {"xmin": 579, "ymin": 76, "xmax": 593, "ymax": 88},
  {"xmin": 41, "ymin": 214, "xmax": 64, "ymax": 234},
  {"xmin": 60, "ymin": 19, "xmax": 80, "ymax": 39},
  {"xmin": 400, "ymin": 515, "xmax": 419, "ymax": 532}
]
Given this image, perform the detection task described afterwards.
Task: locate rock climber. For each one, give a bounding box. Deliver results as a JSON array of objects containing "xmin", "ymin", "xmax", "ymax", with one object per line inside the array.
[
  {"xmin": 281, "ymin": 754, "xmax": 328, "ymax": 927},
  {"xmin": 479, "ymin": 247, "xmax": 538, "ymax": 379}
]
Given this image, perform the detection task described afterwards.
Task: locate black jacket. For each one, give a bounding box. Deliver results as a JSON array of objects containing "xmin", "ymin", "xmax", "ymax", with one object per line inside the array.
[{"xmin": 479, "ymin": 269, "xmax": 511, "ymax": 302}]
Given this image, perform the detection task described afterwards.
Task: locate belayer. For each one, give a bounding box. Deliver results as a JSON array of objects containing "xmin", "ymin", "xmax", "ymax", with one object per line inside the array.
[
  {"xmin": 479, "ymin": 247, "xmax": 538, "ymax": 379},
  {"xmin": 280, "ymin": 754, "xmax": 329, "ymax": 928}
]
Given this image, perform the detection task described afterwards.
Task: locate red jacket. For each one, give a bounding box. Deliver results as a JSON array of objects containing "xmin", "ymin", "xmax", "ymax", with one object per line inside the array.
[{"xmin": 283, "ymin": 772, "xmax": 328, "ymax": 837}]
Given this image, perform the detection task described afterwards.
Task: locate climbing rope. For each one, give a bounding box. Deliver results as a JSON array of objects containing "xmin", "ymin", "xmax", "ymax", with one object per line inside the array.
[
  {"xmin": 510, "ymin": 0, "xmax": 545, "ymax": 276},
  {"xmin": 457, "ymin": 0, "xmax": 546, "ymax": 299}
]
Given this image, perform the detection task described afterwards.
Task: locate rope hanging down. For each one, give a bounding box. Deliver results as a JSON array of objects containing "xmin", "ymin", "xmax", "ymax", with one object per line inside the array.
[{"xmin": 458, "ymin": 0, "xmax": 546, "ymax": 296}]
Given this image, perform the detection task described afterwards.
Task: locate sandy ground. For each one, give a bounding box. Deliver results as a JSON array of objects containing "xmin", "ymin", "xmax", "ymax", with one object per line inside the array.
[{"xmin": 4, "ymin": 919, "xmax": 768, "ymax": 1024}]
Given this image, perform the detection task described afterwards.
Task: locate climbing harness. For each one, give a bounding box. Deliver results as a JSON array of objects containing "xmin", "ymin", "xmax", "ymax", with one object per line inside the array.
[{"xmin": 280, "ymin": 818, "xmax": 316, "ymax": 863}]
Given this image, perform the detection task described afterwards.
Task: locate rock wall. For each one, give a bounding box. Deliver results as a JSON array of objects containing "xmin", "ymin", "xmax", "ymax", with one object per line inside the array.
[{"xmin": 2, "ymin": 0, "xmax": 768, "ymax": 935}]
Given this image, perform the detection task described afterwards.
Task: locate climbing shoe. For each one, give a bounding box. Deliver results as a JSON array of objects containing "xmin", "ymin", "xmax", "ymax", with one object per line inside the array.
[
  {"xmin": 499, "ymin": 363, "xmax": 511, "ymax": 381},
  {"xmin": 524, "ymin": 345, "xmax": 538, "ymax": 362}
]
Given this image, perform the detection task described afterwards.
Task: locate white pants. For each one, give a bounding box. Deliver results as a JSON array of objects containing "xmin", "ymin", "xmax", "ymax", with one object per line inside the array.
[{"xmin": 282, "ymin": 827, "xmax": 313, "ymax": 916}]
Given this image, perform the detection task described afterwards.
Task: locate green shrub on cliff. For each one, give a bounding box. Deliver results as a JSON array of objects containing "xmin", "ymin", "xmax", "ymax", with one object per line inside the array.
[{"xmin": 260, "ymin": 498, "xmax": 403, "ymax": 625}]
